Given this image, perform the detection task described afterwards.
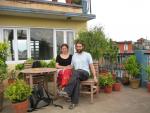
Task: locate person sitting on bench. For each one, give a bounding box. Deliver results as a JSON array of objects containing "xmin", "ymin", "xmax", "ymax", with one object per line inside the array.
[{"xmin": 59, "ymin": 40, "xmax": 98, "ymax": 109}]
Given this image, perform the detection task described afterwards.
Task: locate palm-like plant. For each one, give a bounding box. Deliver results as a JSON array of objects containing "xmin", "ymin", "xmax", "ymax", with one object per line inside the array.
[{"xmin": 124, "ymin": 55, "xmax": 140, "ymax": 79}]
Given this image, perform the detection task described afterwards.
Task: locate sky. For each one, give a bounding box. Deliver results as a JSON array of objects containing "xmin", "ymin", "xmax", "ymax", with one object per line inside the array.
[{"xmin": 88, "ymin": 0, "xmax": 150, "ymax": 42}]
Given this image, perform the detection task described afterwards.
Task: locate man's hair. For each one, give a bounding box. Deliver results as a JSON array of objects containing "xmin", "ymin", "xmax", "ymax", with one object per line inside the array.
[{"xmin": 75, "ymin": 40, "xmax": 85, "ymax": 47}]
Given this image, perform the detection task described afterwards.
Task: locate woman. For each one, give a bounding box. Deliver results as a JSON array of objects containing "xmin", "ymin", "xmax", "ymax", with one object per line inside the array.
[{"xmin": 56, "ymin": 44, "xmax": 72, "ymax": 89}]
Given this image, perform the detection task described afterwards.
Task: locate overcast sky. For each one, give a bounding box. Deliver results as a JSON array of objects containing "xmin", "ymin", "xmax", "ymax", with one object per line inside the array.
[{"xmin": 88, "ymin": 0, "xmax": 150, "ymax": 42}]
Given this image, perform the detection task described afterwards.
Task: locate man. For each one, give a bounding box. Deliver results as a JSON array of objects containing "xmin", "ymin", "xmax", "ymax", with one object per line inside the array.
[{"xmin": 59, "ymin": 40, "xmax": 98, "ymax": 109}]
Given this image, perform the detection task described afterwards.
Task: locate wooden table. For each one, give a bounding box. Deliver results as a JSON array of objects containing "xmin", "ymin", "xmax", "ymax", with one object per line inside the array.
[{"xmin": 21, "ymin": 68, "xmax": 57, "ymax": 97}]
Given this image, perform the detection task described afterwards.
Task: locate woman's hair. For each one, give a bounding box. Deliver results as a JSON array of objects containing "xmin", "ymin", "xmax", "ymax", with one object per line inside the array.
[{"xmin": 60, "ymin": 43, "xmax": 69, "ymax": 49}]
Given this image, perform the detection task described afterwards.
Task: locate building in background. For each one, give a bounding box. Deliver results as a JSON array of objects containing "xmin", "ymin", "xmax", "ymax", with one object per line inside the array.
[
  {"xmin": 134, "ymin": 38, "xmax": 150, "ymax": 50},
  {"xmin": 115, "ymin": 41, "xmax": 134, "ymax": 77},
  {"xmin": 134, "ymin": 38, "xmax": 150, "ymax": 86}
]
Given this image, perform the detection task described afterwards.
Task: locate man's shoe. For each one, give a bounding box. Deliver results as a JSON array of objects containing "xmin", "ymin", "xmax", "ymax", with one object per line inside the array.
[
  {"xmin": 58, "ymin": 90, "xmax": 69, "ymax": 98},
  {"xmin": 68, "ymin": 103, "xmax": 77, "ymax": 109}
]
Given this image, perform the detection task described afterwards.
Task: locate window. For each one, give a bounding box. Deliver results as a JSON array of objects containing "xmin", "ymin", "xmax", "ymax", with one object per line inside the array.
[
  {"xmin": 56, "ymin": 30, "xmax": 74, "ymax": 55},
  {"xmin": 124, "ymin": 44, "xmax": 128, "ymax": 51},
  {"xmin": 67, "ymin": 31, "xmax": 74, "ymax": 54},
  {"xmin": 56, "ymin": 31, "xmax": 64, "ymax": 54},
  {"xmin": 17, "ymin": 30, "xmax": 27, "ymax": 60},
  {"xmin": 1, "ymin": 27, "xmax": 74, "ymax": 62},
  {"xmin": 30, "ymin": 28, "xmax": 53, "ymax": 60},
  {"xmin": 3, "ymin": 29, "xmax": 15, "ymax": 61}
]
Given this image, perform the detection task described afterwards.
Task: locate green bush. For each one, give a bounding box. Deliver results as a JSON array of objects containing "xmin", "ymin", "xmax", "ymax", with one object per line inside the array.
[
  {"xmin": 4, "ymin": 80, "xmax": 32, "ymax": 103},
  {"xmin": 72, "ymin": 0, "xmax": 81, "ymax": 5},
  {"xmin": 145, "ymin": 65, "xmax": 150, "ymax": 81},
  {"xmin": 47, "ymin": 58, "xmax": 56, "ymax": 68},
  {"xmin": 0, "ymin": 42, "xmax": 9, "ymax": 83},
  {"xmin": 40, "ymin": 60, "xmax": 48, "ymax": 67},
  {"xmin": 15, "ymin": 63, "xmax": 24, "ymax": 70},
  {"xmin": 75, "ymin": 26, "xmax": 108, "ymax": 60},
  {"xmin": 99, "ymin": 73, "xmax": 114, "ymax": 87}
]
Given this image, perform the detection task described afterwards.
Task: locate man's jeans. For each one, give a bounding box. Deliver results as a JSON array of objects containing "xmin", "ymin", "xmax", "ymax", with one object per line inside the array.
[{"xmin": 64, "ymin": 69, "xmax": 89, "ymax": 104}]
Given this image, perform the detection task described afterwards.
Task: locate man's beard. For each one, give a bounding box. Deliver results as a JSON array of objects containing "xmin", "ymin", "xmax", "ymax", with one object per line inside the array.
[{"xmin": 76, "ymin": 49, "xmax": 83, "ymax": 53}]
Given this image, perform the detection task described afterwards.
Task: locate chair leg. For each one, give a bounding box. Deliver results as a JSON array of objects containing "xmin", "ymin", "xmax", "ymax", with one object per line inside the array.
[{"xmin": 90, "ymin": 84, "xmax": 93, "ymax": 103}]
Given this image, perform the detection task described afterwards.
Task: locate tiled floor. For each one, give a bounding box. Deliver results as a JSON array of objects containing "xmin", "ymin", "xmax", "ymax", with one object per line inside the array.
[{"xmin": 2, "ymin": 86, "xmax": 150, "ymax": 113}]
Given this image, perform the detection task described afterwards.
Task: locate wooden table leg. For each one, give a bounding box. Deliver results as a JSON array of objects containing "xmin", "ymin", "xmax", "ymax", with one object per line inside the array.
[
  {"xmin": 29, "ymin": 74, "xmax": 33, "ymax": 88},
  {"xmin": 53, "ymin": 71, "xmax": 57, "ymax": 98}
]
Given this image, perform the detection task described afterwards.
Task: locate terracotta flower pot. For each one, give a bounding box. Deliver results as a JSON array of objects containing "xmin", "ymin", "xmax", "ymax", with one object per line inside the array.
[
  {"xmin": 147, "ymin": 82, "xmax": 150, "ymax": 92},
  {"xmin": 0, "ymin": 84, "xmax": 4, "ymax": 112},
  {"xmin": 8, "ymin": 79, "xmax": 16, "ymax": 85},
  {"xmin": 113, "ymin": 83, "xmax": 121, "ymax": 91},
  {"xmin": 12, "ymin": 100, "xmax": 28, "ymax": 113},
  {"xmin": 104, "ymin": 86, "xmax": 112, "ymax": 93}
]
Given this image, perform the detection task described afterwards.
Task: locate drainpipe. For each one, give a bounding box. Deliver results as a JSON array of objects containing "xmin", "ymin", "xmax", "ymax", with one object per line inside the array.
[{"xmin": 82, "ymin": 0, "xmax": 88, "ymax": 14}]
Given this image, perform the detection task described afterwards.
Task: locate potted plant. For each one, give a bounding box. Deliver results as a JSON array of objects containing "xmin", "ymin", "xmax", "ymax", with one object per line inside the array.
[
  {"xmin": 145, "ymin": 65, "xmax": 150, "ymax": 92},
  {"xmin": 99, "ymin": 73, "xmax": 114, "ymax": 93},
  {"xmin": 124, "ymin": 55, "xmax": 140, "ymax": 89},
  {"xmin": 4, "ymin": 80, "xmax": 32, "ymax": 113},
  {"xmin": 0, "ymin": 42, "xmax": 9, "ymax": 112},
  {"xmin": 75, "ymin": 26, "xmax": 108, "ymax": 75},
  {"xmin": 113, "ymin": 77, "xmax": 122, "ymax": 91},
  {"xmin": 8, "ymin": 69, "xmax": 16, "ymax": 85}
]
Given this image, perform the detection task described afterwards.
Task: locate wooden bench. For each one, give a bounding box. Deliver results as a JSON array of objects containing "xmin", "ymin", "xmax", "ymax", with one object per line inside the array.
[{"xmin": 80, "ymin": 79, "xmax": 99, "ymax": 103}]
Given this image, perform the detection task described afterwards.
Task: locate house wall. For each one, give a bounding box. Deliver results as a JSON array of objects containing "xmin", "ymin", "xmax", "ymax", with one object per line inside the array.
[
  {"xmin": 135, "ymin": 50, "xmax": 150, "ymax": 87},
  {"xmin": 0, "ymin": 15, "xmax": 87, "ymax": 32},
  {"xmin": 118, "ymin": 42, "xmax": 133, "ymax": 53},
  {"xmin": 0, "ymin": 1, "xmax": 82, "ymax": 13}
]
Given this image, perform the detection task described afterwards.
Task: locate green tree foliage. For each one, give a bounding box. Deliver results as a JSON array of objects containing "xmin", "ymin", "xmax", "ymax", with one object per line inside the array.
[
  {"xmin": 145, "ymin": 65, "xmax": 150, "ymax": 81},
  {"xmin": 0, "ymin": 42, "xmax": 9, "ymax": 83},
  {"xmin": 75, "ymin": 26, "xmax": 108, "ymax": 60}
]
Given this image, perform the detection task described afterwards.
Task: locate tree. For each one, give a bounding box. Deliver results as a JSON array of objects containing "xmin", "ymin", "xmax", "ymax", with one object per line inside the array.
[
  {"xmin": 75, "ymin": 26, "xmax": 108, "ymax": 60},
  {"xmin": 104, "ymin": 39, "xmax": 119, "ymax": 71}
]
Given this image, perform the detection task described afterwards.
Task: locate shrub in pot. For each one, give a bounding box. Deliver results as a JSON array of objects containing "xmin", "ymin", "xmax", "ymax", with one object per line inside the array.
[
  {"xmin": 4, "ymin": 80, "xmax": 32, "ymax": 113},
  {"xmin": 124, "ymin": 55, "xmax": 140, "ymax": 89},
  {"xmin": 113, "ymin": 77, "xmax": 122, "ymax": 91},
  {"xmin": 0, "ymin": 42, "xmax": 9, "ymax": 112},
  {"xmin": 145, "ymin": 66, "xmax": 150, "ymax": 92},
  {"xmin": 99, "ymin": 73, "xmax": 114, "ymax": 93}
]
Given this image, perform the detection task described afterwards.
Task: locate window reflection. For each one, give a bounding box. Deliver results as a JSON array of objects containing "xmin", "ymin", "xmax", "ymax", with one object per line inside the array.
[
  {"xmin": 56, "ymin": 31, "xmax": 64, "ymax": 54},
  {"xmin": 17, "ymin": 30, "xmax": 27, "ymax": 60},
  {"xmin": 30, "ymin": 28, "xmax": 53, "ymax": 60},
  {"xmin": 67, "ymin": 31, "xmax": 74, "ymax": 54}
]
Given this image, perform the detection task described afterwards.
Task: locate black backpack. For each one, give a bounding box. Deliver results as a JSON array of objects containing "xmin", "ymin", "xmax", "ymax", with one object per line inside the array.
[{"xmin": 28, "ymin": 82, "xmax": 63, "ymax": 112}]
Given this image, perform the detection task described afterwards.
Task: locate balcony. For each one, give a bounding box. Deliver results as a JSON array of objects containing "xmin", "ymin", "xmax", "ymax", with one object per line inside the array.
[{"xmin": 0, "ymin": 0, "xmax": 95, "ymax": 21}]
